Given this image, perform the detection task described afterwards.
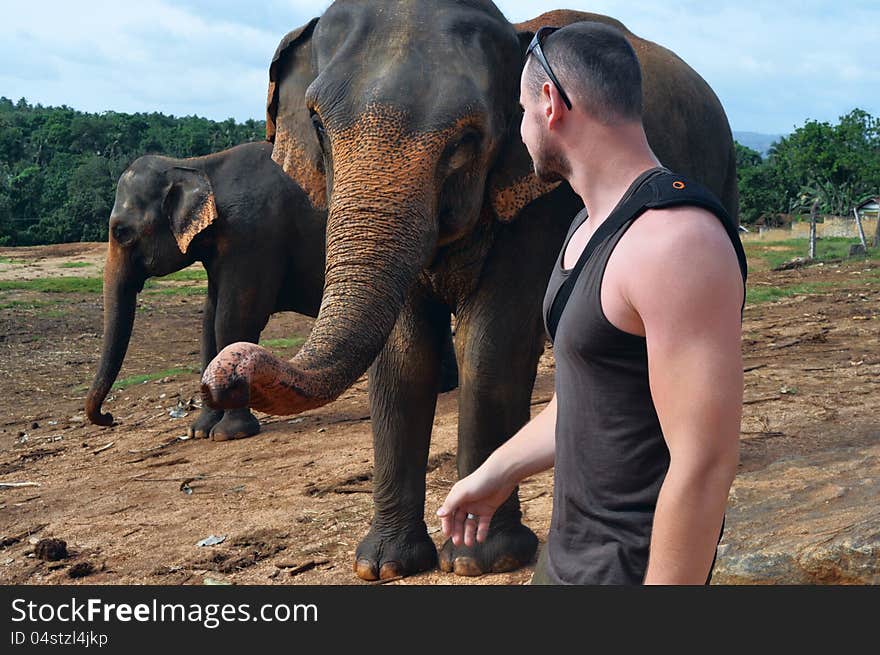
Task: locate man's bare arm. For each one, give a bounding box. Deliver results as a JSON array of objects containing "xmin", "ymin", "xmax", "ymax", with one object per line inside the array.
[{"xmin": 625, "ymin": 207, "xmax": 743, "ymax": 584}]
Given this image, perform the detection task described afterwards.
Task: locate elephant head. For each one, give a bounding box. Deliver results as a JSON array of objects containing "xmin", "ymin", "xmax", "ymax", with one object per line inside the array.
[
  {"xmin": 201, "ymin": 1, "xmax": 737, "ymax": 415},
  {"xmin": 85, "ymin": 158, "xmax": 218, "ymax": 425},
  {"xmin": 201, "ymin": 0, "xmax": 558, "ymax": 415}
]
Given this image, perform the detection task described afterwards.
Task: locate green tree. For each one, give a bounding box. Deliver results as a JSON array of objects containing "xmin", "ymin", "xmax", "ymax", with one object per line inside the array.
[{"xmin": 0, "ymin": 97, "xmax": 265, "ymax": 245}]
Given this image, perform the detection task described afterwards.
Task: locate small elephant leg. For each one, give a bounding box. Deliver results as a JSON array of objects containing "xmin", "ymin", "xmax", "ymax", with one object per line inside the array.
[
  {"xmin": 190, "ymin": 285, "xmax": 224, "ymax": 438},
  {"xmin": 354, "ymin": 290, "xmax": 449, "ymax": 581},
  {"xmin": 206, "ymin": 274, "xmax": 277, "ymax": 442}
]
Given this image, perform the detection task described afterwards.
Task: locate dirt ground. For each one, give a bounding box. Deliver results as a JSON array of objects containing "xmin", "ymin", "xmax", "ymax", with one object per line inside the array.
[{"xmin": 0, "ymin": 242, "xmax": 877, "ymax": 585}]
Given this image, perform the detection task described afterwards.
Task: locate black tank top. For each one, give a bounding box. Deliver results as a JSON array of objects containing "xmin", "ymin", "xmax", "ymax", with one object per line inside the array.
[{"xmin": 538, "ymin": 167, "xmax": 744, "ymax": 584}]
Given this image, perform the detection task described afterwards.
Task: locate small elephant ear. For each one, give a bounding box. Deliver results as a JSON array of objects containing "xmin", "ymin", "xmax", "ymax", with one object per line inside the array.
[
  {"xmin": 487, "ymin": 29, "xmax": 562, "ymax": 223},
  {"xmin": 164, "ymin": 167, "xmax": 218, "ymax": 254}
]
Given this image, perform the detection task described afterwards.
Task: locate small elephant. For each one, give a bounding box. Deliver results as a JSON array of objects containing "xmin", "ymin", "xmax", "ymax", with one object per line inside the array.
[{"xmin": 85, "ymin": 141, "xmax": 457, "ymax": 440}]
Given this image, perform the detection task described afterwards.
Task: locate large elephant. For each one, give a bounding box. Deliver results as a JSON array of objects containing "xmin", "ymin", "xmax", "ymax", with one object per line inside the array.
[{"xmin": 202, "ymin": 3, "xmax": 738, "ymax": 580}]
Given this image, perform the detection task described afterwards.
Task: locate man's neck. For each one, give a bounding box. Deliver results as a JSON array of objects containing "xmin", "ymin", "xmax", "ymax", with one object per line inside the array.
[{"xmin": 564, "ymin": 120, "xmax": 661, "ymax": 225}]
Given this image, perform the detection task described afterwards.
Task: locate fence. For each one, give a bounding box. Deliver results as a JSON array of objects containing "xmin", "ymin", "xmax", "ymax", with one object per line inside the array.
[{"xmin": 741, "ymin": 216, "xmax": 879, "ymax": 242}]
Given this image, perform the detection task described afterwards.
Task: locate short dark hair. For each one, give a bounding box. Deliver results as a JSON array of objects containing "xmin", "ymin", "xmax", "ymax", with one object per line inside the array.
[{"xmin": 526, "ymin": 22, "xmax": 642, "ymax": 124}]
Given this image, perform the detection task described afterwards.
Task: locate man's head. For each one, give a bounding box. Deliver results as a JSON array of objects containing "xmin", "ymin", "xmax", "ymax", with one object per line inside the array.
[{"xmin": 519, "ymin": 22, "xmax": 643, "ymax": 183}]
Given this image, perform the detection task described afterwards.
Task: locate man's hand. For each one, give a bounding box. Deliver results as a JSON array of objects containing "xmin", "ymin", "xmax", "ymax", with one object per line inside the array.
[
  {"xmin": 436, "ymin": 460, "xmax": 517, "ymax": 547},
  {"xmin": 437, "ymin": 394, "xmax": 557, "ymax": 549}
]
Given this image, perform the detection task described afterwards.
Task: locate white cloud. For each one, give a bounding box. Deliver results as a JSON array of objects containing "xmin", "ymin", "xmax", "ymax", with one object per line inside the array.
[
  {"xmin": 0, "ymin": 1, "xmax": 877, "ymax": 133},
  {"xmin": 495, "ymin": 0, "xmax": 880, "ymax": 133}
]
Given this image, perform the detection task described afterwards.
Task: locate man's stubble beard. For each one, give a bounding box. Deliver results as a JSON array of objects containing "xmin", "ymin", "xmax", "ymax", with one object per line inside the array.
[{"xmin": 531, "ymin": 129, "xmax": 571, "ymax": 185}]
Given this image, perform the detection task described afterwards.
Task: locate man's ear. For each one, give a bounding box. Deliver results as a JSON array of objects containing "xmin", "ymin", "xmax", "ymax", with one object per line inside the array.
[{"xmin": 163, "ymin": 167, "xmax": 218, "ymax": 254}]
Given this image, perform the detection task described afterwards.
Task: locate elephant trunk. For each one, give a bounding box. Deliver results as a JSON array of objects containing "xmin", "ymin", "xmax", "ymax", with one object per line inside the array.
[
  {"xmin": 202, "ymin": 123, "xmax": 439, "ymax": 415},
  {"xmin": 85, "ymin": 242, "xmax": 142, "ymax": 426}
]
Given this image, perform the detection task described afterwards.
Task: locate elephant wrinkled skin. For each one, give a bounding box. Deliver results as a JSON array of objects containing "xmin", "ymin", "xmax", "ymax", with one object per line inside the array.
[{"xmin": 202, "ymin": 2, "xmax": 739, "ymax": 580}]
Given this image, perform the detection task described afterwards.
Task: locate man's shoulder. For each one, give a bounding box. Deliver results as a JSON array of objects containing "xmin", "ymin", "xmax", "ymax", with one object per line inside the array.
[{"xmin": 624, "ymin": 204, "xmax": 736, "ymax": 262}]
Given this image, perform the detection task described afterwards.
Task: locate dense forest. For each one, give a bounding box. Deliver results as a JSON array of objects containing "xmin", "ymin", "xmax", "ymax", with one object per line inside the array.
[
  {"xmin": 1, "ymin": 97, "xmax": 878, "ymax": 245},
  {"xmin": 736, "ymin": 109, "xmax": 880, "ymax": 226},
  {"xmin": 0, "ymin": 97, "xmax": 265, "ymax": 245}
]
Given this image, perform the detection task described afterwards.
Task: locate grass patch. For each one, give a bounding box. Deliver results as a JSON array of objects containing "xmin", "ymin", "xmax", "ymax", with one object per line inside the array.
[
  {"xmin": 59, "ymin": 261, "xmax": 91, "ymax": 268},
  {"xmin": 0, "ymin": 299, "xmax": 61, "ymax": 310},
  {"xmin": 0, "ymin": 277, "xmax": 103, "ymax": 293},
  {"xmin": 0, "ymin": 256, "xmax": 35, "ymax": 265},
  {"xmin": 42, "ymin": 309, "xmax": 67, "ymax": 319},
  {"xmin": 744, "ymin": 237, "xmax": 880, "ymax": 270},
  {"xmin": 111, "ymin": 366, "xmax": 200, "ymax": 390},
  {"xmin": 161, "ymin": 267, "xmax": 208, "ymax": 282},
  {"xmin": 144, "ymin": 285, "xmax": 207, "ymax": 297},
  {"xmin": 745, "ymin": 282, "xmax": 834, "ymax": 305},
  {"xmin": 262, "ymin": 337, "xmax": 306, "ymax": 350}
]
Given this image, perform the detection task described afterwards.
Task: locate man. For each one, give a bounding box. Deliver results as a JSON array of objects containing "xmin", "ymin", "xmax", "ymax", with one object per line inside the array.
[{"xmin": 437, "ymin": 22, "xmax": 746, "ymax": 584}]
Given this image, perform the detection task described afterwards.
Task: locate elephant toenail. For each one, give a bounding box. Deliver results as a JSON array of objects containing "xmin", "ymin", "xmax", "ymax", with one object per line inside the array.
[
  {"xmin": 379, "ymin": 561, "xmax": 403, "ymax": 580},
  {"xmin": 452, "ymin": 557, "xmax": 483, "ymax": 577},
  {"xmin": 354, "ymin": 558, "xmax": 379, "ymax": 581}
]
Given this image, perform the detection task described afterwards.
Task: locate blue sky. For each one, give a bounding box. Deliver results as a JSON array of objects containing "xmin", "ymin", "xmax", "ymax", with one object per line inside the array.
[{"xmin": 1, "ymin": 1, "xmax": 877, "ymax": 134}]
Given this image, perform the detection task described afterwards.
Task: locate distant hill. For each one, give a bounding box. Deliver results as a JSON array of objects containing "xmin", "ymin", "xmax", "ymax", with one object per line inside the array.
[{"xmin": 734, "ymin": 131, "xmax": 784, "ymax": 158}]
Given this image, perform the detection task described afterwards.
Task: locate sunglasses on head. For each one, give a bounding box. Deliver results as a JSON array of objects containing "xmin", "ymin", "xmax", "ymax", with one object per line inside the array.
[{"xmin": 526, "ymin": 26, "xmax": 573, "ymax": 110}]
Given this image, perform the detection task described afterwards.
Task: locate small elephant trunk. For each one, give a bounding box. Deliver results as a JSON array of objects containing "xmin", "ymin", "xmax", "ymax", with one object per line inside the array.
[{"xmin": 85, "ymin": 243, "xmax": 142, "ymax": 426}]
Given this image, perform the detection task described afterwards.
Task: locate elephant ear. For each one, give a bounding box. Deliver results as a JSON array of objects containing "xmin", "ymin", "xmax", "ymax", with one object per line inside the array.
[
  {"xmin": 487, "ymin": 28, "xmax": 562, "ymax": 223},
  {"xmin": 266, "ymin": 18, "xmax": 327, "ymax": 209},
  {"xmin": 164, "ymin": 167, "xmax": 218, "ymax": 255}
]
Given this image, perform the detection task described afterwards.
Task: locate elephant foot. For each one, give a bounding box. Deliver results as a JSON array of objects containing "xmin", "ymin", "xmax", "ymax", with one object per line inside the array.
[
  {"xmin": 209, "ymin": 410, "xmax": 261, "ymax": 442},
  {"xmin": 439, "ymin": 522, "xmax": 538, "ymax": 576},
  {"xmin": 353, "ymin": 524, "xmax": 438, "ymax": 581},
  {"xmin": 188, "ymin": 408, "xmax": 224, "ymax": 439}
]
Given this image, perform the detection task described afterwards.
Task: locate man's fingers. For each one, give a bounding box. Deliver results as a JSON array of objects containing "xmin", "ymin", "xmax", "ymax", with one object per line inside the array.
[
  {"xmin": 476, "ymin": 514, "xmax": 492, "ymax": 544},
  {"xmin": 463, "ymin": 513, "xmax": 478, "ymax": 547},
  {"xmin": 437, "ymin": 484, "xmax": 464, "ymax": 539},
  {"xmin": 439, "ymin": 510, "xmax": 453, "ymax": 539},
  {"xmin": 451, "ymin": 508, "xmax": 467, "ymax": 546}
]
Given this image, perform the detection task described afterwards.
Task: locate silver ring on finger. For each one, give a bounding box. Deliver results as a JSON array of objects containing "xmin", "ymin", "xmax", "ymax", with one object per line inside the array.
[{"xmin": 466, "ymin": 513, "xmax": 477, "ymax": 521}]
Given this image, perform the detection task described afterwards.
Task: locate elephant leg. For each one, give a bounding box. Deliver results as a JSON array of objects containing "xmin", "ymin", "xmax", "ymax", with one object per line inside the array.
[
  {"xmin": 354, "ymin": 290, "xmax": 449, "ymax": 581},
  {"xmin": 438, "ymin": 245, "xmax": 548, "ymax": 576},
  {"xmin": 190, "ymin": 283, "xmax": 224, "ymax": 438},
  {"xmin": 207, "ymin": 273, "xmax": 276, "ymax": 442}
]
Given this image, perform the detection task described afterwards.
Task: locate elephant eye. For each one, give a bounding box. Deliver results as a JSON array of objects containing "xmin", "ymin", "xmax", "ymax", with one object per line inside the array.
[
  {"xmin": 111, "ymin": 222, "xmax": 136, "ymax": 247},
  {"xmin": 444, "ymin": 130, "xmax": 481, "ymax": 173},
  {"xmin": 310, "ymin": 112, "xmax": 327, "ymax": 145}
]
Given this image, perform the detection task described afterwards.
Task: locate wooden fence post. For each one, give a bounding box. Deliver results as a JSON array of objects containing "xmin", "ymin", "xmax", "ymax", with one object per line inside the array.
[
  {"xmin": 853, "ymin": 207, "xmax": 868, "ymax": 250},
  {"xmin": 874, "ymin": 207, "xmax": 880, "ymax": 248},
  {"xmin": 809, "ymin": 200, "xmax": 818, "ymax": 260}
]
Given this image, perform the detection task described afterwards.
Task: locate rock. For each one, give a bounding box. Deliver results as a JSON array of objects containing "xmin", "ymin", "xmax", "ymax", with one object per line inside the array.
[
  {"xmin": 35, "ymin": 538, "xmax": 68, "ymax": 562},
  {"xmin": 68, "ymin": 562, "xmax": 94, "ymax": 579},
  {"xmin": 714, "ymin": 444, "xmax": 880, "ymax": 584},
  {"xmin": 848, "ymin": 244, "xmax": 866, "ymax": 257}
]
